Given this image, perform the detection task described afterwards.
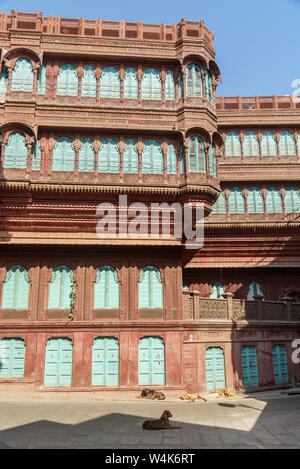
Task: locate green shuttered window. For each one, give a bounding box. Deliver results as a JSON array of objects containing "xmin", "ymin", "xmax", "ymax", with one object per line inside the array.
[
  {"xmin": 37, "ymin": 65, "xmax": 46, "ymax": 95},
  {"xmin": 32, "ymin": 140, "xmax": 41, "ymax": 170},
  {"xmin": 210, "ymin": 282, "xmax": 226, "ymax": 299},
  {"xmin": 178, "ymin": 72, "xmax": 183, "ymax": 99},
  {"xmin": 98, "ymin": 139, "xmax": 120, "ymax": 173},
  {"xmin": 123, "ymin": 139, "xmax": 138, "ymax": 173},
  {"xmin": 165, "ymin": 70, "xmax": 175, "ymax": 101},
  {"xmin": 78, "ymin": 138, "xmax": 94, "ymax": 172},
  {"xmin": 0, "ymin": 338, "xmax": 25, "ymax": 378},
  {"xmin": 138, "ymin": 267, "xmax": 163, "ymax": 308},
  {"xmin": 247, "ymin": 188, "xmax": 264, "ymax": 213},
  {"xmin": 208, "ymin": 144, "xmax": 217, "ymax": 177},
  {"xmin": 12, "ymin": 59, "xmax": 33, "ymax": 92},
  {"xmin": 82, "ymin": 66, "xmax": 96, "ymax": 97},
  {"xmin": 4, "ymin": 132, "xmax": 28, "ymax": 168},
  {"xmin": 44, "ymin": 338, "xmax": 73, "ymax": 387},
  {"xmin": 225, "ymin": 132, "xmax": 242, "ymax": 157},
  {"xmin": 186, "ymin": 64, "xmax": 202, "ymax": 97},
  {"xmin": 285, "ymin": 187, "xmax": 300, "ymax": 213},
  {"xmin": 94, "ymin": 266, "xmax": 120, "ymax": 309},
  {"xmin": 188, "ymin": 136, "xmax": 205, "ymax": 172},
  {"xmin": 48, "ymin": 266, "xmax": 74, "ymax": 309},
  {"xmin": 92, "ymin": 337, "xmax": 119, "ymax": 386},
  {"xmin": 2, "ymin": 266, "xmax": 30, "ymax": 310},
  {"xmin": 272, "ymin": 345, "xmax": 288, "ymax": 385},
  {"xmin": 228, "ymin": 188, "xmax": 245, "ymax": 213},
  {"xmin": 243, "ymin": 131, "xmax": 259, "ymax": 156},
  {"xmin": 124, "ymin": 68, "xmax": 138, "ymax": 99},
  {"xmin": 241, "ymin": 346, "xmax": 259, "ymax": 388},
  {"xmin": 205, "ymin": 347, "xmax": 225, "ymax": 391},
  {"xmin": 57, "ymin": 64, "xmax": 78, "ymax": 96},
  {"xmin": 266, "ymin": 188, "xmax": 283, "ymax": 213},
  {"xmin": 261, "ymin": 131, "xmax": 277, "ymax": 156},
  {"xmin": 247, "ymin": 282, "xmax": 265, "ymax": 300},
  {"xmin": 279, "ymin": 131, "xmax": 296, "ymax": 156},
  {"xmin": 138, "ymin": 336, "xmax": 165, "ymax": 385},
  {"xmin": 0, "ymin": 66, "xmax": 8, "ymax": 94},
  {"xmin": 100, "ymin": 67, "xmax": 120, "ymax": 98},
  {"xmin": 211, "ymin": 192, "xmax": 226, "ymax": 214},
  {"xmin": 142, "ymin": 140, "xmax": 163, "ymax": 174},
  {"xmin": 166, "ymin": 144, "xmax": 177, "ymax": 174},
  {"xmin": 52, "ymin": 137, "xmax": 75, "ymax": 171},
  {"xmin": 205, "ymin": 71, "xmax": 213, "ymax": 103},
  {"xmin": 141, "ymin": 69, "xmax": 162, "ymax": 100}
]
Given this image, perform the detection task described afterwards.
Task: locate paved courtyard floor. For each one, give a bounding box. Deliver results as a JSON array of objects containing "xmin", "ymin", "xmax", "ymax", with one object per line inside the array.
[{"xmin": 0, "ymin": 386, "xmax": 299, "ymax": 448}]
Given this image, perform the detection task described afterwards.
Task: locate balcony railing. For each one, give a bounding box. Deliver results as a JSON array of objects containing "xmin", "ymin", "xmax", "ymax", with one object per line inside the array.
[{"xmin": 216, "ymin": 95, "xmax": 300, "ymax": 110}]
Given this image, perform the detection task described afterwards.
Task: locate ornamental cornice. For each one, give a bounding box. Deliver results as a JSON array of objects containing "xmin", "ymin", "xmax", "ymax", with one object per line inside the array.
[{"xmin": 204, "ymin": 222, "xmax": 300, "ymax": 230}]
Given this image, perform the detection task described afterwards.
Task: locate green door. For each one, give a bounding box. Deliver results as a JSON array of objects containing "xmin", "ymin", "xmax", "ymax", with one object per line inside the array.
[
  {"xmin": 272, "ymin": 345, "xmax": 288, "ymax": 385},
  {"xmin": 44, "ymin": 338, "xmax": 73, "ymax": 387},
  {"xmin": 241, "ymin": 346, "xmax": 259, "ymax": 388},
  {"xmin": 91, "ymin": 337, "xmax": 119, "ymax": 386},
  {"xmin": 205, "ymin": 347, "xmax": 226, "ymax": 391},
  {"xmin": 0, "ymin": 338, "xmax": 25, "ymax": 378},
  {"xmin": 138, "ymin": 336, "xmax": 165, "ymax": 386}
]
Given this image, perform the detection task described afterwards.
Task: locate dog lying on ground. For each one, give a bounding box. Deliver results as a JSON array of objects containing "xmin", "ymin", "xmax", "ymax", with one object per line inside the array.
[
  {"xmin": 218, "ymin": 387, "xmax": 236, "ymax": 398},
  {"xmin": 143, "ymin": 410, "xmax": 181, "ymax": 430},
  {"xmin": 136, "ymin": 388, "xmax": 166, "ymax": 400},
  {"xmin": 179, "ymin": 393, "xmax": 207, "ymax": 403}
]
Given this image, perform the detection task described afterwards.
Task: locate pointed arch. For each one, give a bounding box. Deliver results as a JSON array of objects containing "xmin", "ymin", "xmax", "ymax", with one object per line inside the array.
[
  {"xmin": 11, "ymin": 58, "xmax": 33, "ymax": 92},
  {"xmin": 98, "ymin": 138, "xmax": 120, "ymax": 173},
  {"xmin": 138, "ymin": 266, "xmax": 163, "ymax": 308},
  {"xmin": 124, "ymin": 68, "xmax": 138, "ymax": 99},
  {"xmin": 78, "ymin": 138, "xmax": 94, "ymax": 172},
  {"xmin": 100, "ymin": 67, "xmax": 120, "ymax": 98},
  {"xmin": 142, "ymin": 140, "xmax": 163, "ymax": 174},
  {"xmin": 94, "ymin": 266, "xmax": 120, "ymax": 309},
  {"xmin": 57, "ymin": 64, "xmax": 78, "ymax": 96},
  {"xmin": 2, "ymin": 265, "xmax": 30, "ymax": 309},
  {"xmin": 82, "ymin": 66, "xmax": 96, "ymax": 97},
  {"xmin": 123, "ymin": 139, "xmax": 138, "ymax": 173},
  {"xmin": 52, "ymin": 137, "xmax": 75, "ymax": 171},
  {"xmin": 4, "ymin": 132, "xmax": 28, "ymax": 168},
  {"xmin": 141, "ymin": 69, "xmax": 162, "ymax": 100},
  {"xmin": 186, "ymin": 64, "xmax": 202, "ymax": 97},
  {"xmin": 48, "ymin": 266, "xmax": 74, "ymax": 309}
]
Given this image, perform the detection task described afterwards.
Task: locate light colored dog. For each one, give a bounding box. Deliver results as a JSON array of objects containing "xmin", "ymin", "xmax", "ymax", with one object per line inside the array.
[{"xmin": 179, "ymin": 393, "xmax": 207, "ymax": 402}]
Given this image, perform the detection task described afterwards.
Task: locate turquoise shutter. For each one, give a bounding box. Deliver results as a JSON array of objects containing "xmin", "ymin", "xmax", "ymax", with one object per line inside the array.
[
  {"xmin": 4, "ymin": 132, "xmax": 28, "ymax": 168},
  {"xmin": 11, "ymin": 59, "xmax": 33, "ymax": 92},
  {"xmin": 124, "ymin": 68, "xmax": 138, "ymax": 99},
  {"xmin": 123, "ymin": 139, "xmax": 138, "ymax": 173},
  {"xmin": 179, "ymin": 144, "xmax": 186, "ymax": 173},
  {"xmin": 100, "ymin": 67, "xmax": 120, "ymax": 98},
  {"xmin": 32, "ymin": 140, "xmax": 41, "ymax": 170},
  {"xmin": 182, "ymin": 282, "xmax": 190, "ymax": 291},
  {"xmin": 48, "ymin": 266, "xmax": 73, "ymax": 309},
  {"xmin": 285, "ymin": 187, "xmax": 300, "ymax": 213},
  {"xmin": 142, "ymin": 140, "xmax": 163, "ymax": 174},
  {"xmin": 266, "ymin": 188, "xmax": 283, "ymax": 213},
  {"xmin": 243, "ymin": 131, "xmax": 259, "ymax": 156},
  {"xmin": 186, "ymin": 64, "xmax": 202, "ymax": 97},
  {"xmin": 138, "ymin": 267, "xmax": 163, "ymax": 308},
  {"xmin": 279, "ymin": 131, "xmax": 296, "ymax": 156},
  {"xmin": 78, "ymin": 138, "xmax": 94, "ymax": 172},
  {"xmin": 0, "ymin": 338, "xmax": 25, "ymax": 378},
  {"xmin": 91, "ymin": 337, "xmax": 119, "ymax": 386},
  {"xmin": 0, "ymin": 66, "xmax": 8, "ymax": 94},
  {"xmin": 98, "ymin": 139, "xmax": 120, "ymax": 173},
  {"xmin": 210, "ymin": 282, "xmax": 226, "ymax": 299},
  {"xmin": 141, "ymin": 69, "xmax": 162, "ymax": 100},
  {"xmin": 261, "ymin": 132, "xmax": 277, "ymax": 156},
  {"xmin": 272, "ymin": 345, "xmax": 288, "ymax": 385},
  {"xmin": 205, "ymin": 347, "xmax": 226, "ymax": 391},
  {"xmin": 247, "ymin": 188, "xmax": 264, "ymax": 213},
  {"xmin": 205, "ymin": 71, "xmax": 213, "ymax": 103},
  {"xmin": 94, "ymin": 266, "xmax": 120, "ymax": 309},
  {"xmin": 52, "ymin": 137, "xmax": 75, "ymax": 171},
  {"xmin": 81, "ymin": 66, "xmax": 96, "ymax": 97},
  {"xmin": 212, "ymin": 192, "xmax": 226, "ymax": 214},
  {"xmin": 247, "ymin": 282, "xmax": 264, "ymax": 300},
  {"xmin": 138, "ymin": 336, "xmax": 165, "ymax": 385},
  {"xmin": 37, "ymin": 65, "xmax": 46, "ymax": 95},
  {"xmin": 241, "ymin": 346, "xmax": 259, "ymax": 388},
  {"xmin": 44, "ymin": 338, "xmax": 73, "ymax": 387},
  {"xmin": 166, "ymin": 144, "xmax": 177, "ymax": 174},
  {"xmin": 2, "ymin": 265, "xmax": 30, "ymax": 309},
  {"xmin": 165, "ymin": 70, "xmax": 175, "ymax": 100},
  {"xmin": 298, "ymin": 132, "xmax": 300, "ymax": 155},
  {"xmin": 178, "ymin": 71, "xmax": 183, "ymax": 99},
  {"xmin": 228, "ymin": 188, "xmax": 245, "ymax": 213},
  {"xmin": 208, "ymin": 144, "xmax": 217, "ymax": 177},
  {"xmin": 57, "ymin": 64, "xmax": 78, "ymax": 96},
  {"xmin": 225, "ymin": 132, "xmax": 242, "ymax": 157},
  {"xmin": 188, "ymin": 136, "xmax": 205, "ymax": 172}
]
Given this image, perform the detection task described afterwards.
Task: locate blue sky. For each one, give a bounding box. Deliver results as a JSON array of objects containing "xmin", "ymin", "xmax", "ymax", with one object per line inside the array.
[{"xmin": 0, "ymin": 0, "xmax": 299, "ymax": 96}]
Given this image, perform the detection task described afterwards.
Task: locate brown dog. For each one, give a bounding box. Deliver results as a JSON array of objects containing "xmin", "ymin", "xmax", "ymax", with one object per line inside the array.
[
  {"xmin": 143, "ymin": 410, "xmax": 181, "ymax": 430},
  {"xmin": 179, "ymin": 393, "xmax": 207, "ymax": 403},
  {"xmin": 137, "ymin": 388, "xmax": 166, "ymax": 400},
  {"xmin": 218, "ymin": 387, "xmax": 236, "ymax": 398}
]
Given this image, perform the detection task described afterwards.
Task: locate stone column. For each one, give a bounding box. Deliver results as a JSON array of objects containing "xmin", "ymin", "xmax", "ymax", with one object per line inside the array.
[
  {"xmin": 118, "ymin": 138, "xmax": 125, "ymax": 183},
  {"xmin": 257, "ymin": 131, "xmax": 263, "ymax": 160},
  {"xmin": 201, "ymin": 69, "xmax": 206, "ymax": 100},
  {"xmin": 137, "ymin": 139, "xmax": 144, "ymax": 183},
  {"xmin": 74, "ymin": 138, "xmax": 82, "ymax": 182},
  {"xmin": 280, "ymin": 188, "xmax": 286, "ymax": 217},
  {"xmin": 119, "ymin": 65, "xmax": 125, "ymax": 104},
  {"xmin": 26, "ymin": 138, "xmax": 34, "ymax": 179},
  {"xmin": 162, "ymin": 140, "xmax": 167, "ymax": 183},
  {"xmin": 160, "ymin": 67, "xmax": 166, "ymax": 106},
  {"xmin": 222, "ymin": 292, "xmax": 234, "ymax": 320},
  {"xmin": 95, "ymin": 67, "xmax": 102, "ymax": 103},
  {"xmin": 261, "ymin": 188, "xmax": 267, "ymax": 221},
  {"xmin": 47, "ymin": 137, "xmax": 56, "ymax": 179},
  {"xmin": 275, "ymin": 131, "xmax": 281, "ymax": 159},
  {"xmin": 224, "ymin": 189, "xmax": 230, "ymax": 221},
  {"xmin": 243, "ymin": 188, "xmax": 249, "ymax": 220},
  {"xmin": 240, "ymin": 132, "xmax": 245, "ymax": 160},
  {"xmin": 93, "ymin": 139, "xmax": 100, "ymax": 183},
  {"xmin": 137, "ymin": 66, "xmax": 143, "ymax": 106}
]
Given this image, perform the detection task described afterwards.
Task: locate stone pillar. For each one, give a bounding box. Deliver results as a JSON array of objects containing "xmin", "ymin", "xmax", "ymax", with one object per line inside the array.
[
  {"xmin": 118, "ymin": 138, "xmax": 125, "ymax": 183},
  {"xmin": 93, "ymin": 139, "xmax": 100, "ymax": 183},
  {"xmin": 95, "ymin": 67, "xmax": 102, "ymax": 103},
  {"xmin": 26, "ymin": 139, "xmax": 33, "ymax": 179},
  {"xmin": 74, "ymin": 138, "xmax": 82, "ymax": 181},
  {"xmin": 160, "ymin": 67, "xmax": 166, "ymax": 107},
  {"xmin": 222, "ymin": 292, "xmax": 234, "ymax": 320},
  {"xmin": 76, "ymin": 66, "xmax": 84, "ymax": 98},
  {"xmin": 119, "ymin": 65, "xmax": 125, "ymax": 104},
  {"xmin": 243, "ymin": 188, "xmax": 249, "ymax": 219},
  {"xmin": 47, "ymin": 137, "xmax": 56, "ymax": 179},
  {"xmin": 280, "ymin": 188, "xmax": 286, "ymax": 217},
  {"xmin": 137, "ymin": 139, "xmax": 144, "ymax": 183},
  {"xmin": 261, "ymin": 188, "xmax": 267, "ymax": 221},
  {"xmin": 162, "ymin": 140, "xmax": 167, "ymax": 183},
  {"xmin": 137, "ymin": 66, "xmax": 143, "ymax": 106},
  {"xmin": 240, "ymin": 131, "xmax": 245, "ymax": 160},
  {"xmin": 257, "ymin": 131, "xmax": 263, "ymax": 160},
  {"xmin": 224, "ymin": 188, "xmax": 230, "ymax": 221}
]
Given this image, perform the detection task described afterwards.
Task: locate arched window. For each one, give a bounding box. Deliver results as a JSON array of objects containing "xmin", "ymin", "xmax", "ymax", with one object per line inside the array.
[
  {"xmin": 188, "ymin": 136, "xmax": 205, "ymax": 172},
  {"xmin": 56, "ymin": 64, "xmax": 78, "ymax": 96},
  {"xmin": 247, "ymin": 188, "xmax": 264, "ymax": 213},
  {"xmin": 100, "ymin": 67, "xmax": 120, "ymax": 98},
  {"xmin": 211, "ymin": 191, "xmax": 226, "ymax": 214},
  {"xmin": 78, "ymin": 138, "xmax": 94, "ymax": 172},
  {"xmin": 285, "ymin": 187, "xmax": 300, "ymax": 213},
  {"xmin": 208, "ymin": 144, "xmax": 216, "ymax": 177},
  {"xmin": 124, "ymin": 68, "xmax": 138, "ymax": 99},
  {"xmin": 81, "ymin": 66, "xmax": 96, "ymax": 97},
  {"xmin": 32, "ymin": 139, "xmax": 41, "ymax": 170},
  {"xmin": 98, "ymin": 139, "xmax": 120, "ymax": 173},
  {"xmin": 141, "ymin": 69, "xmax": 162, "ymax": 100},
  {"xmin": 228, "ymin": 188, "xmax": 245, "ymax": 214},
  {"xmin": 166, "ymin": 144, "xmax": 177, "ymax": 174},
  {"xmin": 279, "ymin": 131, "xmax": 296, "ymax": 156},
  {"xmin": 186, "ymin": 64, "xmax": 202, "ymax": 97},
  {"xmin": 266, "ymin": 187, "xmax": 283, "ymax": 213},
  {"xmin": 243, "ymin": 131, "xmax": 259, "ymax": 156},
  {"xmin": 225, "ymin": 132, "xmax": 242, "ymax": 157},
  {"xmin": 165, "ymin": 70, "xmax": 175, "ymax": 101},
  {"xmin": 205, "ymin": 71, "xmax": 213, "ymax": 103},
  {"xmin": 210, "ymin": 282, "xmax": 226, "ymax": 299},
  {"xmin": 1, "ymin": 265, "xmax": 30, "ymax": 309},
  {"xmin": 37, "ymin": 64, "xmax": 46, "ymax": 95},
  {"xmin": 261, "ymin": 131, "xmax": 277, "ymax": 156},
  {"xmin": 94, "ymin": 266, "xmax": 119, "ymax": 309},
  {"xmin": 11, "ymin": 59, "xmax": 33, "ymax": 92},
  {"xmin": 0, "ymin": 66, "xmax": 8, "ymax": 94},
  {"xmin": 4, "ymin": 132, "xmax": 28, "ymax": 168},
  {"xmin": 247, "ymin": 282, "xmax": 265, "ymax": 301},
  {"xmin": 48, "ymin": 266, "xmax": 74, "ymax": 309},
  {"xmin": 142, "ymin": 140, "xmax": 163, "ymax": 174},
  {"xmin": 178, "ymin": 71, "xmax": 184, "ymax": 99},
  {"xmin": 123, "ymin": 139, "xmax": 138, "ymax": 173},
  {"xmin": 52, "ymin": 137, "xmax": 75, "ymax": 171},
  {"xmin": 138, "ymin": 266, "xmax": 163, "ymax": 308},
  {"xmin": 179, "ymin": 144, "xmax": 186, "ymax": 174}
]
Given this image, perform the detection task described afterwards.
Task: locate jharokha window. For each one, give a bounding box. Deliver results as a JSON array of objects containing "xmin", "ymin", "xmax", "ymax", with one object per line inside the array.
[{"xmin": 138, "ymin": 266, "xmax": 163, "ymax": 309}]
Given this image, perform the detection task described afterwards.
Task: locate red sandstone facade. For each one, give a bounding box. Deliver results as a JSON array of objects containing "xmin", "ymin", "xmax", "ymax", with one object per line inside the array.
[{"xmin": 0, "ymin": 11, "xmax": 299, "ymax": 392}]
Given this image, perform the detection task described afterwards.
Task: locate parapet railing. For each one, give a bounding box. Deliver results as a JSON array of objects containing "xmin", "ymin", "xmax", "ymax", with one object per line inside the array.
[
  {"xmin": 216, "ymin": 95, "xmax": 300, "ymax": 110},
  {"xmin": 183, "ymin": 290, "xmax": 300, "ymax": 321},
  {"xmin": 0, "ymin": 11, "xmax": 214, "ymax": 45}
]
